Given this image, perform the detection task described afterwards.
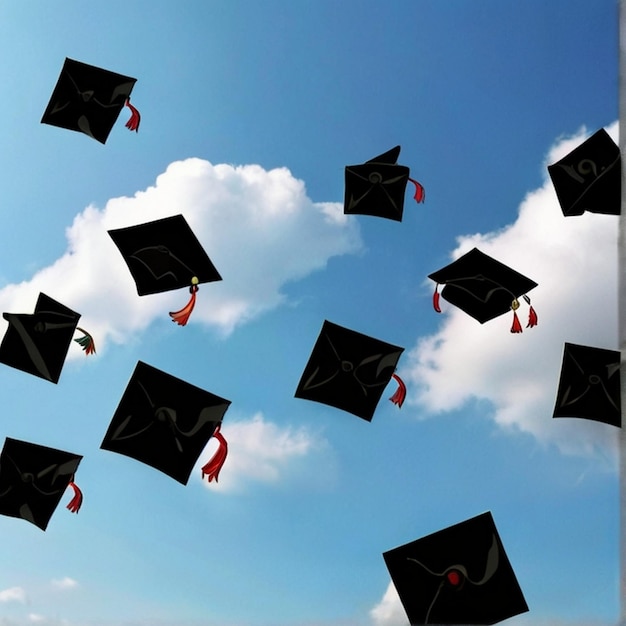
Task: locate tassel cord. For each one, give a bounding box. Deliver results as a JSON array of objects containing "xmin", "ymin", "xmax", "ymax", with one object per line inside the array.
[
  {"xmin": 74, "ymin": 327, "xmax": 96, "ymax": 355},
  {"xmin": 433, "ymin": 285, "xmax": 442, "ymax": 313},
  {"xmin": 408, "ymin": 177, "xmax": 425, "ymax": 203},
  {"xmin": 170, "ymin": 284, "xmax": 198, "ymax": 326},
  {"xmin": 66, "ymin": 480, "xmax": 83, "ymax": 514},
  {"xmin": 389, "ymin": 373, "xmax": 407, "ymax": 408},
  {"xmin": 124, "ymin": 98, "xmax": 141, "ymax": 132},
  {"xmin": 201, "ymin": 425, "xmax": 228, "ymax": 483}
]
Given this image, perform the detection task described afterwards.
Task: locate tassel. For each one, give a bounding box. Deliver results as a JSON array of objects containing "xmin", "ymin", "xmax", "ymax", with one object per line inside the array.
[
  {"xmin": 408, "ymin": 177, "xmax": 425, "ymax": 203},
  {"xmin": 74, "ymin": 327, "xmax": 96, "ymax": 355},
  {"xmin": 201, "ymin": 424, "xmax": 228, "ymax": 483},
  {"xmin": 523, "ymin": 295, "xmax": 538, "ymax": 328},
  {"xmin": 510, "ymin": 298, "xmax": 523, "ymax": 333},
  {"xmin": 389, "ymin": 373, "xmax": 407, "ymax": 408},
  {"xmin": 66, "ymin": 480, "xmax": 83, "ymax": 514},
  {"xmin": 433, "ymin": 284, "xmax": 442, "ymax": 313},
  {"xmin": 124, "ymin": 98, "xmax": 141, "ymax": 132},
  {"xmin": 510, "ymin": 312, "xmax": 523, "ymax": 333},
  {"xmin": 169, "ymin": 278, "xmax": 199, "ymax": 326}
]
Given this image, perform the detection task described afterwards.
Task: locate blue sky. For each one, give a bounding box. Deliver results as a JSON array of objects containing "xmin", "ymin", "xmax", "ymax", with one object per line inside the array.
[{"xmin": 0, "ymin": 1, "xmax": 619, "ymax": 625}]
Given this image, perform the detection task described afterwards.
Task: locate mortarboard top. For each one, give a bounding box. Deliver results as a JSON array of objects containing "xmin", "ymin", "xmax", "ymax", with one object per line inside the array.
[
  {"xmin": 553, "ymin": 342, "xmax": 621, "ymax": 427},
  {"xmin": 294, "ymin": 320, "xmax": 404, "ymax": 422},
  {"xmin": 108, "ymin": 215, "xmax": 222, "ymax": 325},
  {"xmin": 41, "ymin": 58, "xmax": 140, "ymax": 144},
  {"xmin": 547, "ymin": 128, "xmax": 620, "ymax": 216},
  {"xmin": 344, "ymin": 145, "xmax": 425, "ymax": 222},
  {"xmin": 0, "ymin": 293, "xmax": 81, "ymax": 383},
  {"xmin": 383, "ymin": 511, "xmax": 529, "ymax": 625},
  {"xmin": 0, "ymin": 438, "xmax": 82, "ymax": 531},
  {"xmin": 428, "ymin": 248, "xmax": 538, "ymax": 332},
  {"xmin": 101, "ymin": 361, "xmax": 231, "ymax": 485}
]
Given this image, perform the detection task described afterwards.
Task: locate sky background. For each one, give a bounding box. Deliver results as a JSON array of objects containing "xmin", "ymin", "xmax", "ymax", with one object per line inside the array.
[{"xmin": 0, "ymin": 1, "xmax": 620, "ymax": 625}]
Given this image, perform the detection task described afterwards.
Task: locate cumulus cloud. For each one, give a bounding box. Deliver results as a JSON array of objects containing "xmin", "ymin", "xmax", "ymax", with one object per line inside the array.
[
  {"xmin": 0, "ymin": 158, "xmax": 361, "ymax": 349},
  {"xmin": 405, "ymin": 123, "xmax": 619, "ymax": 460},
  {"xmin": 0, "ymin": 587, "xmax": 27, "ymax": 603},
  {"xmin": 369, "ymin": 582, "xmax": 408, "ymax": 626},
  {"xmin": 50, "ymin": 578, "xmax": 77, "ymax": 591},
  {"xmin": 197, "ymin": 412, "xmax": 324, "ymax": 492}
]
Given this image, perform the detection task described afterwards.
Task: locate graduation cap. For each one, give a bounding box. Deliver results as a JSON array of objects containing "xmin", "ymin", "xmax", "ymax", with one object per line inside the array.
[
  {"xmin": 294, "ymin": 320, "xmax": 405, "ymax": 422},
  {"xmin": 428, "ymin": 248, "xmax": 538, "ymax": 332},
  {"xmin": 547, "ymin": 129, "xmax": 620, "ymax": 216},
  {"xmin": 41, "ymin": 57, "xmax": 140, "ymax": 144},
  {"xmin": 0, "ymin": 438, "xmax": 82, "ymax": 531},
  {"xmin": 383, "ymin": 511, "xmax": 529, "ymax": 625},
  {"xmin": 0, "ymin": 293, "xmax": 95, "ymax": 383},
  {"xmin": 344, "ymin": 145, "xmax": 425, "ymax": 221},
  {"xmin": 101, "ymin": 361, "xmax": 231, "ymax": 485},
  {"xmin": 553, "ymin": 342, "xmax": 621, "ymax": 427},
  {"xmin": 108, "ymin": 215, "xmax": 222, "ymax": 326}
]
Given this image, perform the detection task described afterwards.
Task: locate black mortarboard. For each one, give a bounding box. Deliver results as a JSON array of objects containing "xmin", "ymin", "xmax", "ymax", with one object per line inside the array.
[
  {"xmin": 383, "ymin": 511, "xmax": 529, "ymax": 625},
  {"xmin": 108, "ymin": 215, "xmax": 222, "ymax": 325},
  {"xmin": 428, "ymin": 248, "xmax": 538, "ymax": 332},
  {"xmin": 0, "ymin": 293, "xmax": 80, "ymax": 383},
  {"xmin": 294, "ymin": 320, "xmax": 405, "ymax": 422},
  {"xmin": 344, "ymin": 146, "xmax": 425, "ymax": 221},
  {"xmin": 101, "ymin": 361, "xmax": 231, "ymax": 484},
  {"xmin": 0, "ymin": 438, "xmax": 82, "ymax": 531},
  {"xmin": 547, "ymin": 129, "xmax": 620, "ymax": 216},
  {"xmin": 553, "ymin": 342, "xmax": 621, "ymax": 427},
  {"xmin": 41, "ymin": 58, "xmax": 140, "ymax": 144}
]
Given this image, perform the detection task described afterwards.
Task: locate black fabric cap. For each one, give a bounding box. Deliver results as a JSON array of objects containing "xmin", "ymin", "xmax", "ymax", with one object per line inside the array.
[
  {"xmin": 294, "ymin": 320, "xmax": 404, "ymax": 422},
  {"xmin": 553, "ymin": 342, "xmax": 621, "ymax": 427},
  {"xmin": 0, "ymin": 293, "xmax": 80, "ymax": 383},
  {"xmin": 428, "ymin": 248, "xmax": 537, "ymax": 324},
  {"xmin": 101, "ymin": 361, "xmax": 231, "ymax": 484},
  {"xmin": 547, "ymin": 128, "xmax": 620, "ymax": 216},
  {"xmin": 383, "ymin": 511, "xmax": 529, "ymax": 625},
  {"xmin": 344, "ymin": 146, "xmax": 411, "ymax": 221},
  {"xmin": 0, "ymin": 438, "xmax": 82, "ymax": 531},
  {"xmin": 109, "ymin": 215, "xmax": 222, "ymax": 296},
  {"xmin": 41, "ymin": 58, "xmax": 137, "ymax": 144}
]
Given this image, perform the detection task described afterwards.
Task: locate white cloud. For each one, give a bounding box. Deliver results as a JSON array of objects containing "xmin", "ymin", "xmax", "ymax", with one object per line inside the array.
[
  {"xmin": 26, "ymin": 616, "xmax": 45, "ymax": 624},
  {"xmin": 50, "ymin": 578, "xmax": 77, "ymax": 591},
  {"xmin": 369, "ymin": 582, "xmax": 408, "ymax": 626},
  {"xmin": 0, "ymin": 587, "xmax": 26, "ymax": 603},
  {"xmin": 0, "ymin": 158, "xmax": 361, "ymax": 349},
  {"xmin": 405, "ymin": 123, "xmax": 620, "ymax": 460},
  {"xmin": 197, "ymin": 412, "xmax": 323, "ymax": 492}
]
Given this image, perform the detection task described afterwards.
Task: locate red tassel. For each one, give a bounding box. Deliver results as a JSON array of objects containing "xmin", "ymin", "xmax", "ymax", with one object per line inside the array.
[
  {"xmin": 510, "ymin": 311, "xmax": 523, "ymax": 334},
  {"xmin": 408, "ymin": 177, "xmax": 425, "ymax": 203},
  {"xmin": 527, "ymin": 306, "xmax": 538, "ymax": 328},
  {"xmin": 389, "ymin": 373, "xmax": 407, "ymax": 408},
  {"xmin": 169, "ymin": 285, "xmax": 198, "ymax": 326},
  {"xmin": 124, "ymin": 98, "xmax": 141, "ymax": 132},
  {"xmin": 201, "ymin": 425, "xmax": 228, "ymax": 483},
  {"xmin": 66, "ymin": 481, "xmax": 83, "ymax": 514},
  {"xmin": 433, "ymin": 284, "xmax": 442, "ymax": 313}
]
